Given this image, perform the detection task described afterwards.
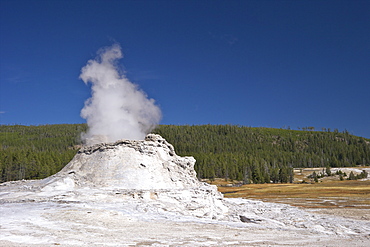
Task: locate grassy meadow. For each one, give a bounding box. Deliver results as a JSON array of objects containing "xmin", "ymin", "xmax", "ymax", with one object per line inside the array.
[{"xmin": 207, "ymin": 167, "xmax": 370, "ymax": 210}]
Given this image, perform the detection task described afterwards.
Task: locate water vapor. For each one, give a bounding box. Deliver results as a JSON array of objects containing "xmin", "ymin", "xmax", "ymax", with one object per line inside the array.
[{"xmin": 80, "ymin": 44, "xmax": 161, "ymax": 145}]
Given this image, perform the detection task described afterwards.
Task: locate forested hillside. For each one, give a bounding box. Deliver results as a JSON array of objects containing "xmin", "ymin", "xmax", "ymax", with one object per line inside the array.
[
  {"xmin": 153, "ymin": 125, "xmax": 370, "ymax": 183},
  {"xmin": 0, "ymin": 124, "xmax": 86, "ymax": 182},
  {"xmin": 1, "ymin": 124, "xmax": 369, "ymax": 184}
]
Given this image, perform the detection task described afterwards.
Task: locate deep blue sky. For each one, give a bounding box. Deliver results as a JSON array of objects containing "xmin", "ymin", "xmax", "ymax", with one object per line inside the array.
[{"xmin": 1, "ymin": 0, "xmax": 369, "ymax": 138}]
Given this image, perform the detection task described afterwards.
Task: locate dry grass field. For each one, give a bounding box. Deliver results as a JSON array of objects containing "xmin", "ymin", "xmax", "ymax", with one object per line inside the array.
[
  {"xmin": 205, "ymin": 167, "xmax": 370, "ymax": 220},
  {"xmin": 217, "ymin": 180, "xmax": 370, "ymax": 208}
]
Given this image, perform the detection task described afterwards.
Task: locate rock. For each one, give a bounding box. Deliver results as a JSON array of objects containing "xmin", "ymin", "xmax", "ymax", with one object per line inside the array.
[{"xmin": 239, "ymin": 215, "xmax": 262, "ymax": 223}]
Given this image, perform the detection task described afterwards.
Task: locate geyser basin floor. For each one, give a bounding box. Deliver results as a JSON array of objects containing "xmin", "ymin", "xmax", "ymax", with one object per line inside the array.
[
  {"xmin": 1, "ymin": 134, "xmax": 369, "ymax": 246},
  {"xmin": 1, "ymin": 201, "xmax": 369, "ymax": 247}
]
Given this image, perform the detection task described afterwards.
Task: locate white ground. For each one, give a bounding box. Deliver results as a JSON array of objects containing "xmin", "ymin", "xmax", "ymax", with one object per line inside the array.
[{"xmin": 1, "ymin": 197, "xmax": 369, "ymax": 247}]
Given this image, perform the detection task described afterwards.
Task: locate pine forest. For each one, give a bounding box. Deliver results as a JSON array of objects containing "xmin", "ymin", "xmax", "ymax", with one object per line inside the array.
[{"xmin": 1, "ymin": 124, "xmax": 369, "ymax": 184}]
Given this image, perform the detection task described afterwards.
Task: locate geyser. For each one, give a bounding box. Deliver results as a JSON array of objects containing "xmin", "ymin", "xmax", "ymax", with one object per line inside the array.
[{"xmin": 80, "ymin": 44, "xmax": 162, "ymax": 145}]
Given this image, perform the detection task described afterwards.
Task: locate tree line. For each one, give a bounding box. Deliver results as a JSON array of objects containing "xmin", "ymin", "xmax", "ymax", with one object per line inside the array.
[
  {"xmin": 0, "ymin": 124, "xmax": 86, "ymax": 182},
  {"xmin": 1, "ymin": 124, "xmax": 369, "ymax": 184},
  {"xmin": 153, "ymin": 125, "xmax": 370, "ymax": 183}
]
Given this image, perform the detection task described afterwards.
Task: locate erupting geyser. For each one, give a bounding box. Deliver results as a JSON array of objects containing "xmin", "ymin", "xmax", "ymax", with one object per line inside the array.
[{"xmin": 79, "ymin": 44, "xmax": 162, "ymax": 145}]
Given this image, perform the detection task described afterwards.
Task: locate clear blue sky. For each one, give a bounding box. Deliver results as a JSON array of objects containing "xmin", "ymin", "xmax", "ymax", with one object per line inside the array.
[{"xmin": 1, "ymin": 0, "xmax": 369, "ymax": 138}]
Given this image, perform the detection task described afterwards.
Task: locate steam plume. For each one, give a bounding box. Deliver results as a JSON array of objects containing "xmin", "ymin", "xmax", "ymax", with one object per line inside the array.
[{"xmin": 79, "ymin": 44, "xmax": 162, "ymax": 145}]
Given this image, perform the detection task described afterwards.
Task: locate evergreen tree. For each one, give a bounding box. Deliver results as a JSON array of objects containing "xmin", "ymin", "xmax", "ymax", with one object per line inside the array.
[{"xmin": 348, "ymin": 171, "xmax": 356, "ymax": 180}]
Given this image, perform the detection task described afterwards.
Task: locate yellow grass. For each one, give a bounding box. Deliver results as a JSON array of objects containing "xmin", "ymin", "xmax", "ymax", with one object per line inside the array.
[{"xmin": 210, "ymin": 179, "xmax": 370, "ymax": 209}]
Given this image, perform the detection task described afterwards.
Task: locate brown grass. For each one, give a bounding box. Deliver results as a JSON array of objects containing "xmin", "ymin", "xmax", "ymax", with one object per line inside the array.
[{"xmin": 208, "ymin": 179, "xmax": 370, "ymax": 209}]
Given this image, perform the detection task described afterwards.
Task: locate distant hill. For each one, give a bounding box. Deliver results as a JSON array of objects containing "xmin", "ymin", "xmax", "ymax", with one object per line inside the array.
[
  {"xmin": 0, "ymin": 124, "xmax": 86, "ymax": 183},
  {"xmin": 1, "ymin": 124, "xmax": 369, "ymax": 183},
  {"xmin": 153, "ymin": 125, "xmax": 370, "ymax": 183}
]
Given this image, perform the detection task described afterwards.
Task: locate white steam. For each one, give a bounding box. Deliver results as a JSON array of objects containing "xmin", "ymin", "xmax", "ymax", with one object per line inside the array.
[{"xmin": 79, "ymin": 44, "xmax": 162, "ymax": 145}]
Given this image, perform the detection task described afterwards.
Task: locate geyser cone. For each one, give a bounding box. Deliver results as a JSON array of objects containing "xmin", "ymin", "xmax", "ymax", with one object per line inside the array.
[
  {"xmin": 1, "ymin": 134, "xmax": 229, "ymax": 220},
  {"xmin": 48, "ymin": 134, "xmax": 200, "ymax": 190}
]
